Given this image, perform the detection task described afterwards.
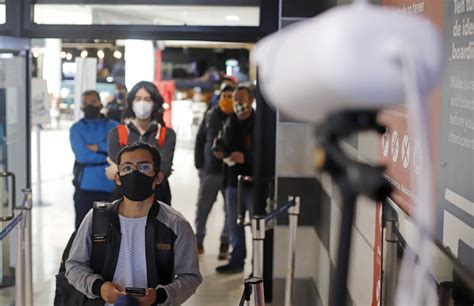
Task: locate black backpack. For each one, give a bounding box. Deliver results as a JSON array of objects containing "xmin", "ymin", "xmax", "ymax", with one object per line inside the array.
[
  {"xmin": 54, "ymin": 202, "xmax": 113, "ymax": 306},
  {"xmin": 54, "ymin": 202, "xmax": 174, "ymax": 306}
]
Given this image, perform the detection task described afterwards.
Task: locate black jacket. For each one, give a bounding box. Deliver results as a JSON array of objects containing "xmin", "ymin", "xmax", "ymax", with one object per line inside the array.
[
  {"xmin": 194, "ymin": 106, "xmax": 228, "ymax": 175},
  {"xmin": 105, "ymin": 100, "xmax": 124, "ymax": 123},
  {"xmin": 213, "ymin": 112, "xmax": 254, "ymax": 187}
]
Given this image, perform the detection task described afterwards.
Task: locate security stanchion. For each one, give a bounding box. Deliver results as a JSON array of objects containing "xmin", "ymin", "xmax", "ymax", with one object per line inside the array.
[
  {"xmin": 249, "ymin": 277, "xmax": 265, "ymax": 306},
  {"xmin": 15, "ymin": 189, "xmax": 33, "ymax": 306},
  {"xmin": 251, "ymin": 217, "xmax": 265, "ymax": 279},
  {"xmin": 239, "ymin": 277, "xmax": 265, "ymax": 306},
  {"xmin": 238, "ymin": 194, "xmax": 300, "ymax": 306},
  {"xmin": 284, "ymin": 196, "xmax": 300, "ymax": 306},
  {"xmin": 237, "ymin": 175, "xmax": 253, "ymax": 226},
  {"xmin": 382, "ymin": 202, "xmax": 399, "ymax": 305},
  {"xmin": 239, "ymin": 281, "xmax": 252, "ymax": 306}
]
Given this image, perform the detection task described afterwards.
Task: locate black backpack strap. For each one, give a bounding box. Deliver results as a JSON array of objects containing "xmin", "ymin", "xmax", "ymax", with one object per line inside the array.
[
  {"xmin": 155, "ymin": 220, "xmax": 175, "ymax": 285},
  {"xmin": 145, "ymin": 203, "xmax": 175, "ymax": 288},
  {"xmin": 90, "ymin": 202, "xmax": 112, "ymax": 275}
]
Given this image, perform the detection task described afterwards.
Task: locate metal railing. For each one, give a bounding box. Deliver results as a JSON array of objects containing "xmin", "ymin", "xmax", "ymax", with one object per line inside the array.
[
  {"xmin": 15, "ymin": 188, "xmax": 33, "ymax": 306},
  {"xmin": 0, "ymin": 182, "xmax": 33, "ymax": 306}
]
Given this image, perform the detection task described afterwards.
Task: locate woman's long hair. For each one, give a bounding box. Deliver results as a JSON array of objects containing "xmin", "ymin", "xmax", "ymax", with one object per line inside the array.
[{"xmin": 123, "ymin": 81, "xmax": 165, "ymax": 125}]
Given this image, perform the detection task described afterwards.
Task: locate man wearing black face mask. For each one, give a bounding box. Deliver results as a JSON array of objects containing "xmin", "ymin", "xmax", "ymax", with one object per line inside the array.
[
  {"xmin": 69, "ymin": 90, "xmax": 119, "ymax": 229},
  {"xmin": 104, "ymin": 83, "xmax": 127, "ymax": 123},
  {"xmin": 66, "ymin": 142, "xmax": 202, "ymax": 306}
]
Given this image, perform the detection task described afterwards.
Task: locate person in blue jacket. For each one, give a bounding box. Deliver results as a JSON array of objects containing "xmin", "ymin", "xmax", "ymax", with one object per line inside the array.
[{"xmin": 70, "ymin": 90, "xmax": 119, "ymax": 229}]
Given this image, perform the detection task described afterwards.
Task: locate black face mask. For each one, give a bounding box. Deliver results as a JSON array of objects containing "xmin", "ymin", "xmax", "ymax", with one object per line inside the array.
[
  {"xmin": 83, "ymin": 105, "xmax": 101, "ymax": 119},
  {"xmin": 115, "ymin": 92, "xmax": 126, "ymax": 101},
  {"xmin": 119, "ymin": 171, "xmax": 156, "ymax": 202}
]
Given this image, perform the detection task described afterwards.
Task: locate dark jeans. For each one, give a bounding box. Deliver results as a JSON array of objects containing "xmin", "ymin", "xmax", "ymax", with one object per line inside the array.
[
  {"xmin": 73, "ymin": 189, "xmax": 112, "ymax": 229},
  {"xmin": 194, "ymin": 173, "xmax": 229, "ymax": 246},
  {"xmin": 225, "ymin": 186, "xmax": 253, "ymax": 268},
  {"xmin": 114, "ymin": 295, "xmax": 139, "ymax": 306}
]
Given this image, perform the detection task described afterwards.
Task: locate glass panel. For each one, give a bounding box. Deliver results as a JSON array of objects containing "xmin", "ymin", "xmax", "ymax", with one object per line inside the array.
[
  {"xmin": 0, "ymin": 50, "xmax": 28, "ymax": 304},
  {"xmin": 34, "ymin": 4, "xmax": 260, "ymax": 26}
]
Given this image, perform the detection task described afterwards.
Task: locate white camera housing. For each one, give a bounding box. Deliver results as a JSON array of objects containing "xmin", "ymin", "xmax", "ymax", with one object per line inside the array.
[{"xmin": 252, "ymin": 2, "xmax": 442, "ymax": 123}]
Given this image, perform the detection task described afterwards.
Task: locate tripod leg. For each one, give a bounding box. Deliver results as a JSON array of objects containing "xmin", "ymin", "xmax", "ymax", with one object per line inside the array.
[{"xmin": 330, "ymin": 179, "xmax": 357, "ymax": 306}]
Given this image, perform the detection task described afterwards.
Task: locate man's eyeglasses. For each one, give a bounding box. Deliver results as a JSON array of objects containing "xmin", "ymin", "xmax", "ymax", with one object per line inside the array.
[{"xmin": 118, "ymin": 162, "xmax": 155, "ymax": 176}]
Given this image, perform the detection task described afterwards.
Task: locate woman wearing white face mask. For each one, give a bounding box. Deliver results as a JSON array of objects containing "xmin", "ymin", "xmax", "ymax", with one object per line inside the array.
[{"xmin": 106, "ymin": 81, "xmax": 176, "ymax": 205}]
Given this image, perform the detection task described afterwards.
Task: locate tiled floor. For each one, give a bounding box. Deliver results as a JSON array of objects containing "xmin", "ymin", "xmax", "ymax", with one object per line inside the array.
[{"xmin": 0, "ymin": 116, "xmax": 252, "ymax": 305}]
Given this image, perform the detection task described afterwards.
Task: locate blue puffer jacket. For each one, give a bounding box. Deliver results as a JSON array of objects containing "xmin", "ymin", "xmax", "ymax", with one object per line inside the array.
[{"xmin": 69, "ymin": 118, "xmax": 119, "ymax": 192}]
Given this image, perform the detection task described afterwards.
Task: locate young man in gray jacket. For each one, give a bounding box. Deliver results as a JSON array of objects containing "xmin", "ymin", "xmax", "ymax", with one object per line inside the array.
[{"xmin": 66, "ymin": 142, "xmax": 202, "ymax": 305}]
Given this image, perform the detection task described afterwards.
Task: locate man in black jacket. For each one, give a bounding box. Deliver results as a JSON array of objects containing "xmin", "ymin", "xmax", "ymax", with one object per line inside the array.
[
  {"xmin": 213, "ymin": 85, "xmax": 254, "ymax": 274},
  {"xmin": 104, "ymin": 83, "xmax": 127, "ymax": 122},
  {"xmin": 194, "ymin": 85, "xmax": 234, "ymax": 259}
]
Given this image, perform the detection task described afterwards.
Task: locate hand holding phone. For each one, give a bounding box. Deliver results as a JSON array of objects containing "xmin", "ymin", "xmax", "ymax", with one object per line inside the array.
[{"xmin": 125, "ymin": 287, "xmax": 146, "ymax": 297}]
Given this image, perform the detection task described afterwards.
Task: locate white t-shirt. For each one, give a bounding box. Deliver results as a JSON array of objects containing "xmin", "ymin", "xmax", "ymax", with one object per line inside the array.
[{"xmin": 107, "ymin": 215, "xmax": 148, "ymax": 305}]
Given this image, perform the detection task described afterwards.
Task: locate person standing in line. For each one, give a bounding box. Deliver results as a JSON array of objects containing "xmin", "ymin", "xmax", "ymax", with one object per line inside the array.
[
  {"xmin": 106, "ymin": 81, "xmax": 176, "ymax": 205},
  {"xmin": 70, "ymin": 90, "xmax": 119, "ymax": 229},
  {"xmin": 208, "ymin": 75, "xmax": 237, "ymax": 109},
  {"xmin": 213, "ymin": 85, "xmax": 255, "ymax": 274},
  {"xmin": 104, "ymin": 83, "xmax": 127, "ymax": 123},
  {"xmin": 194, "ymin": 85, "xmax": 235, "ymax": 259},
  {"xmin": 66, "ymin": 142, "xmax": 202, "ymax": 306}
]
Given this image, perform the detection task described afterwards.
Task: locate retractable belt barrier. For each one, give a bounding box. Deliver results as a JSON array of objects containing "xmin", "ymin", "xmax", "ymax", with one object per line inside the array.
[
  {"xmin": 0, "ymin": 213, "xmax": 23, "ymax": 241},
  {"xmin": 237, "ymin": 175, "xmax": 301, "ymax": 306},
  {"xmin": 264, "ymin": 199, "xmax": 295, "ymax": 223}
]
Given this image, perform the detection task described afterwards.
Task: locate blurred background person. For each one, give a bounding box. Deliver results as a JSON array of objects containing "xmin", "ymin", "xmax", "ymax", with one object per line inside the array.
[
  {"xmin": 194, "ymin": 85, "xmax": 235, "ymax": 259},
  {"xmin": 104, "ymin": 83, "xmax": 128, "ymax": 123},
  {"xmin": 208, "ymin": 75, "xmax": 237, "ymax": 109},
  {"xmin": 213, "ymin": 85, "xmax": 255, "ymax": 274}
]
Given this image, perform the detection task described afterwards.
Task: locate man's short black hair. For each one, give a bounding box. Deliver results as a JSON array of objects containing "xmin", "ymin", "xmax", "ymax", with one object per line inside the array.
[
  {"xmin": 82, "ymin": 90, "xmax": 101, "ymax": 101},
  {"xmin": 220, "ymin": 85, "xmax": 235, "ymax": 95},
  {"xmin": 235, "ymin": 85, "xmax": 254, "ymax": 100},
  {"xmin": 117, "ymin": 142, "xmax": 161, "ymax": 172}
]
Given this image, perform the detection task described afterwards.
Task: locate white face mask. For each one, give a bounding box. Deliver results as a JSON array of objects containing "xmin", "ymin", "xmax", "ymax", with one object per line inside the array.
[{"xmin": 133, "ymin": 101, "xmax": 154, "ymax": 120}]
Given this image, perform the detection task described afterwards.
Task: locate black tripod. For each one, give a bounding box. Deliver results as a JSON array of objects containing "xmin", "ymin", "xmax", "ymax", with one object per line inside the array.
[{"xmin": 314, "ymin": 110, "xmax": 393, "ymax": 306}]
